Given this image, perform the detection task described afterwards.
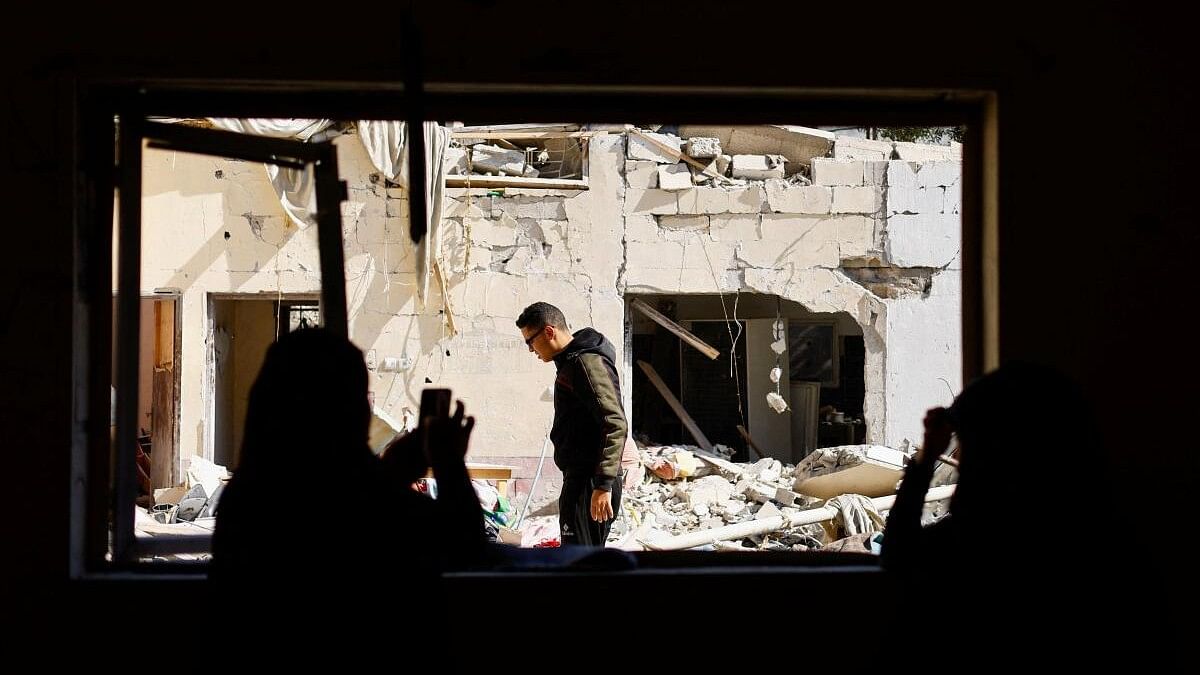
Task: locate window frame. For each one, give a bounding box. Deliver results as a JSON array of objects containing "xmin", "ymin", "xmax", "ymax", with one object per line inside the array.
[{"xmin": 71, "ymin": 81, "xmax": 996, "ymax": 578}]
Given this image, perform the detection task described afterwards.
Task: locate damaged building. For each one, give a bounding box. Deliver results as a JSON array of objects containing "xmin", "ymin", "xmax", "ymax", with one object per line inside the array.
[{"xmin": 126, "ymin": 121, "xmax": 962, "ymax": 550}]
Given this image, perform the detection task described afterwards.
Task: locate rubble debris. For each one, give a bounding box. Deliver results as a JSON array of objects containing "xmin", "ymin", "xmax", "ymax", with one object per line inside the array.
[
  {"xmin": 685, "ymin": 137, "xmax": 722, "ymax": 158},
  {"xmin": 731, "ymin": 154, "xmax": 787, "ymax": 180},
  {"xmin": 469, "ymin": 145, "xmax": 540, "ymax": 177},
  {"xmin": 610, "ymin": 439, "xmax": 955, "ymax": 553},
  {"xmin": 791, "ymin": 445, "xmax": 908, "ymax": 499},
  {"xmin": 628, "ymin": 130, "xmax": 683, "ymax": 164}
]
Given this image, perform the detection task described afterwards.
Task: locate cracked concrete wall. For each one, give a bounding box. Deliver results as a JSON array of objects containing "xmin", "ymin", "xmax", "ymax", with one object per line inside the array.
[
  {"xmin": 134, "ymin": 128, "xmax": 957, "ymax": 477},
  {"xmin": 621, "ymin": 150, "xmax": 961, "ymax": 448},
  {"xmin": 134, "ymin": 133, "xmax": 625, "ymax": 471}
]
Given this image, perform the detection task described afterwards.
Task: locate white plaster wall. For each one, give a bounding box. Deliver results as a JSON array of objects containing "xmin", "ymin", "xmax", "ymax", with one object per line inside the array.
[
  {"xmin": 134, "ymin": 126, "xmax": 961, "ymax": 477},
  {"xmin": 883, "ymin": 270, "xmax": 962, "ymax": 449}
]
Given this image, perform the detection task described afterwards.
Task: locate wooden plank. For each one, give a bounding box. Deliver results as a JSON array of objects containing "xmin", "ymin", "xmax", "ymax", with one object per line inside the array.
[
  {"xmin": 630, "ymin": 298, "xmax": 720, "ymax": 360},
  {"xmin": 150, "ymin": 366, "xmax": 176, "ymax": 490},
  {"xmin": 444, "ymin": 175, "xmax": 589, "ymax": 190},
  {"xmin": 450, "ymin": 131, "xmax": 604, "ymax": 140},
  {"xmin": 636, "ymin": 360, "xmax": 714, "ymax": 452},
  {"xmin": 736, "ymin": 424, "xmax": 764, "ymax": 460}
]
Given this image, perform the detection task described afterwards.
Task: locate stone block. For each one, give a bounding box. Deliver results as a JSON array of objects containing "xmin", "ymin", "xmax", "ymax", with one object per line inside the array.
[
  {"xmin": 836, "ymin": 215, "xmax": 876, "ymax": 258},
  {"xmin": 624, "ymin": 214, "xmax": 660, "ymax": 242},
  {"xmin": 893, "ymin": 142, "xmax": 959, "ymax": 161},
  {"xmin": 685, "ymin": 136, "xmax": 722, "ymax": 158},
  {"xmin": 731, "ymin": 154, "xmax": 787, "ymax": 180},
  {"xmin": 659, "ymin": 215, "xmax": 709, "ymax": 234},
  {"xmin": 832, "ymin": 186, "xmax": 881, "ymax": 214},
  {"xmin": 624, "ymin": 189, "xmax": 679, "ymax": 215},
  {"xmin": 765, "ymin": 181, "xmax": 832, "ymax": 214},
  {"xmin": 832, "ymin": 136, "xmax": 894, "ymax": 161},
  {"xmin": 677, "ymin": 187, "xmax": 732, "ymax": 214},
  {"xmin": 658, "ymin": 163, "xmax": 693, "ymax": 191},
  {"xmin": 885, "ymin": 213, "xmax": 960, "ymax": 268},
  {"xmin": 864, "ymin": 161, "xmax": 888, "ymax": 186},
  {"xmin": 727, "ymin": 186, "xmax": 766, "ymax": 213},
  {"xmin": 709, "ymin": 214, "xmax": 760, "ymax": 241},
  {"xmin": 812, "ymin": 158, "xmax": 865, "ymax": 186},
  {"xmin": 628, "ymin": 131, "xmax": 682, "ymax": 164},
  {"xmin": 625, "ymin": 160, "xmax": 658, "ymax": 189},
  {"xmin": 917, "ymin": 160, "xmax": 961, "ymax": 188}
]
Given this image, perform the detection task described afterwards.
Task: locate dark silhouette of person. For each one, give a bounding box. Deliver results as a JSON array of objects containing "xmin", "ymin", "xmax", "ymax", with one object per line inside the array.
[
  {"xmin": 211, "ymin": 328, "xmax": 485, "ymax": 596},
  {"xmin": 878, "ymin": 362, "xmax": 1155, "ymax": 666}
]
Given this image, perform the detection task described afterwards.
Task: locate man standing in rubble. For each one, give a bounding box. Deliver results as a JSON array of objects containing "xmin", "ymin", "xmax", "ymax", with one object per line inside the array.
[{"xmin": 517, "ymin": 302, "xmax": 627, "ymax": 546}]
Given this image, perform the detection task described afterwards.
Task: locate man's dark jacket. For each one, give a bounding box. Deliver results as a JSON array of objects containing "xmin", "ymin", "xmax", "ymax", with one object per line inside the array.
[{"xmin": 550, "ymin": 328, "xmax": 627, "ymax": 491}]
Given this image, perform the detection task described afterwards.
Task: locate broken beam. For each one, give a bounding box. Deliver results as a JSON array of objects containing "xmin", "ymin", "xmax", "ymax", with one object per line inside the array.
[
  {"xmin": 736, "ymin": 424, "xmax": 764, "ymax": 460},
  {"xmin": 630, "ymin": 298, "xmax": 719, "ymax": 360},
  {"xmin": 637, "ymin": 360, "xmax": 714, "ymax": 452},
  {"xmin": 444, "ymin": 175, "xmax": 588, "ymax": 190},
  {"xmin": 450, "ymin": 131, "xmax": 604, "ymax": 140}
]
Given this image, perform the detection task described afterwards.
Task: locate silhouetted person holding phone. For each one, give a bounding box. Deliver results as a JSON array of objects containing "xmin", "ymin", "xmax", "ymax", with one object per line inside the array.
[{"xmin": 212, "ymin": 328, "xmax": 485, "ymax": 594}]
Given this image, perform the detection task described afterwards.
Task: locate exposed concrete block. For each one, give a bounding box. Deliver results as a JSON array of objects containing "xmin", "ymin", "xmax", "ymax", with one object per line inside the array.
[
  {"xmin": 832, "ymin": 186, "xmax": 881, "ymax": 214},
  {"xmin": 626, "ymin": 241, "xmax": 684, "ymax": 269},
  {"xmin": 775, "ymin": 487, "xmax": 799, "ymax": 507},
  {"xmin": 681, "ymin": 240, "xmax": 736, "ymax": 271},
  {"xmin": 755, "ymin": 501, "xmax": 782, "ymax": 521},
  {"xmin": 658, "ymin": 163, "xmax": 693, "ymax": 191},
  {"xmin": 731, "ymin": 154, "xmax": 786, "ymax": 180},
  {"xmin": 685, "ymin": 136, "xmax": 722, "ymax": 158},
  {"xmin": 727, "ymin": 186, "xmax": 766, "ymax": 214},
  {"xmin": 488, "ymin": 213, "xmax": 519, "ymax": 247},
  {"xmin": 894, "ymin": 142, "xmax": 959, "ymax": 162},
  {"xmin": 864, "ymin": 161, "xmax": 888, "ymax": 186},
  {"xmin": 835, "ymin": 215, "xmax": 876, "ymax": 258},
  {"xmin": 887, "ymin": 186, "xmax": 942, "ymax": 215},
  {"xmin": 677, "ymin": 187, "xmax": 732, "ymax": 214},
  {"xmin": 518, "ymin": 196, "xmax": 567, "ymax": 220},
  {"xmin": 628, "ymin": 131, "xmax": 682, "ymax": 164},
  {"xmin": 625, "ymin": 160, "xmax": 658, "ymax": 189},
  {"xmin": 471, "ymin": 144, "xmax": 539, "ymax": 177},
  {"xmin": 659, "ymin": 215, "xmax": 709, "ymax": 234},
  {"xmin": 832, "ymin": 136, "xmax": 894, "ymax": 161},
  {"xmin": 759, "ymin": 213, "xmax": 827, "ymax": 242},
  {"xmin": 715, "ymin": 154, "xmax": 732, "ymax": 176},
  {"xmin": 917, "ymin": 160, "xmax": 961, "ymax": 188},
  {"xmin": 812, "ymin": 158, "xmax": 865, "ymax": 186},
  {"xmin": 886, "ymin": 161, "xmax": 920, "ymax": 191},
  {"xmin": 624, "ymin": 189, "xmax": 679, "ymax": 215},
  {"xmin": 495, "ymin": 196, "xmax": 520, "ymax": 219},
  {"xmin": 765, "ymin": 181, "xmax": 832, "ymax": 214},
  {"xmin": 443, "ymin": 198, "xmax": 486, "ymax": 218},
  {"xmin": 624, "ymin": 214, "xmax": 660, "ymax": 242},
  {"xmin": 885, "ymin": 213, "xmax": 960, "ymax": 268},
  {"xmin": 709, "ymin": 214, "xmax": 760, "ymax": 241}
]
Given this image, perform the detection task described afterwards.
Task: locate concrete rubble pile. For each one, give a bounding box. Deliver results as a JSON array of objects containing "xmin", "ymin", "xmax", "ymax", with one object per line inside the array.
[{"xmin": 608, "ymin": 442, "xmax": 944, "ymax": 553}]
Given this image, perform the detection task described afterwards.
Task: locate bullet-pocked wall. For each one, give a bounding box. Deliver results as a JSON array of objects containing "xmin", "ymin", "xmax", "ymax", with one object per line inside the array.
[{"xmin": 131, "ymin": 125, "xmax": 960, "ymax": 497}]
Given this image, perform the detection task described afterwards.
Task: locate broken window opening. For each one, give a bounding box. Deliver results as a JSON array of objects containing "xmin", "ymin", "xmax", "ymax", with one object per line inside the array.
[
  {"xmin": 105, "ymin": 118, "xmax": 348, "ymax": 568},
  {"xmin": 75, "ymin": 79, "xmax": 983, "ymax": 576}
]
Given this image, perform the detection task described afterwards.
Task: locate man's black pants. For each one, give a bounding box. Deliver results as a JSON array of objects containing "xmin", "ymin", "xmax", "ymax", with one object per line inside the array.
[{"xmin": 559, "ymin": 475, "xmax": 623, "ymax": 546}]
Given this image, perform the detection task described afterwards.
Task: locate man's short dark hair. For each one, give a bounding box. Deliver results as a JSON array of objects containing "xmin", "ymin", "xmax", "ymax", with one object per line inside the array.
[{"xmin": 516, "ymin": 302, "xmax": 568, "ymax": 331}]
